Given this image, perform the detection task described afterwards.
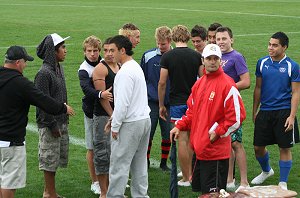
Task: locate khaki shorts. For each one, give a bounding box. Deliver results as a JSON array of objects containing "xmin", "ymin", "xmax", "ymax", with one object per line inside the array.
[
  {"xmin": 0, "ymin": 146, "xmax": 26, "ymax": 189},
  {"xmin": 38, "ymin": 125, "xmax": 69, "ymax": 172}
]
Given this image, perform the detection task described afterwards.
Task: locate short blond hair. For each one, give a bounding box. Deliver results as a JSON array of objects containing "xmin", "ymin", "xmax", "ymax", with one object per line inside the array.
[
  {"xmin": 119, "ymin": 23, "xmax": 139, "ymax": 37},
  {"xmin": 155, "ymin": 26, "xmax": 172, "ymax": 42},
  {"xmin": 82, "ymin": 35, "xmax": 101, "ymax": 51},
  {"xmin": 171, "ymin": 25, "xmax": 190, "ymax": 43}
]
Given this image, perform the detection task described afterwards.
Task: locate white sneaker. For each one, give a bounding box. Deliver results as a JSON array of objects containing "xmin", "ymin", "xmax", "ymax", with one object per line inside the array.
[
  {"xmin": 251, "ymin": 168, "xmax": 274, "ymax": 185},
  {"xmin": 235, "ymin": 185, "xmax": 250, "ymax": 193},
  {"xmin": 91, "ymin": 181, "xmax": 101, "ymax": 195},
  {"xmin": 278, "ymin": 182, "xmax": 288, "ymax": 190},
  {"xmin": 177, "ymin": 171, "xmax": 182, "ymax": 177},
  {"xmin": 177, "ymin": 180, "xmax": 191, "ymax": 187},
  {"xmin": 226, "ymin": 178, "xmax": 235, "ymax": 190}
]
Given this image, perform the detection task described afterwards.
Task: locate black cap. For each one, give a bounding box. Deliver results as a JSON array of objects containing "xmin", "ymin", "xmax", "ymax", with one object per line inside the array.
[{"xmin": 5, "ymin": 46, "xmax": 34, "ymax": 61}]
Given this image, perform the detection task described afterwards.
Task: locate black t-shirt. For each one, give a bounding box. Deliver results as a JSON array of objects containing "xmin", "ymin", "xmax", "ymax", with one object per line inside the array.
[{"xmin": 160, "ymin": 47, "xmax": 202, "ymax": 105}]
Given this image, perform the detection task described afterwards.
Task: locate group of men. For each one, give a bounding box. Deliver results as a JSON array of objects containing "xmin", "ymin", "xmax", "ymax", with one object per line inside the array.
[{"xmin": 0, "ymin": 20, "xmax": 299, "ymax": 198}]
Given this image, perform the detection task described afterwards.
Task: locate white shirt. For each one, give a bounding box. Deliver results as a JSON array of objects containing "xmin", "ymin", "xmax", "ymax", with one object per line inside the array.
[{"xmin": 111, "ymin": 59, "xmax": 150, "ymax": 132}]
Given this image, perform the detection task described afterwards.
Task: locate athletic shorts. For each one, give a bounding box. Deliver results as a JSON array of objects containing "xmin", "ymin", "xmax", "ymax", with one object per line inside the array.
[
  {"xmin": 170, "ymin": 104, "xmax": 187, "ymax": 123},
  {"xmin": 84, "ymin": 114, "xmax": 94, "ymax": 150},
  {"xmin": 231, "ymin": 125, "xmax": 243, "ymax": 143},
  {"xmin": 38, "ymin": 125, "xmax": 69, "ymax": 172},
  {"xmin": 254, "ymin": 109, "xmax": 299, "ymax": 148},
  {"xmin": 199, "ymin": 159, "xmax": 229, "ymax": 194},
  {"xmin": 93, "ymin": 115, "xmax": 111, "ymax": 175},
  {"xmin": 0, "ymin": 146, "xmax": 26, "ymax": 189},
  {"xmin": 191, "ymin": 154, "xmax": 201, "ymax": 192}
]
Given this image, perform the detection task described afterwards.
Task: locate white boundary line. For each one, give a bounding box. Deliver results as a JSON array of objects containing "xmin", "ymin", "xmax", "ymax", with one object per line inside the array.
[
  {"xmin": 26, "ymin": 123, "xmax": 161, "ymax": 168},
  {"xmin": 1, "ymin": 3, "xmax": 300, "ymax": 19}
]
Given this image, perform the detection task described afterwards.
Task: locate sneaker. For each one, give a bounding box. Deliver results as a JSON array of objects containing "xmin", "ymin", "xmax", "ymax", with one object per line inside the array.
[
  {"xmin": 226, "ymin": 179, "xmax": 236, "ymax": 190},
  {"xmin": 251, "ymin": 168, "xmax": 274, "ymax": 185},
  {"xmin": 91, "ymin": 181, "xmax": 101, "ymax": 195},
  {"xmin": 160, "ymin": 164, "xmax": 171, "ymax": 172},
  {"xmin": 178, "ymin": 180, "xmax": 191, "ymax": 187},
  {"xmin": 278, "ymin": 182, "xmax": 288, "ymax": 190},
  {"xmin": 177, "ymin": 171, "xmax": 183, "ymax": 177}
]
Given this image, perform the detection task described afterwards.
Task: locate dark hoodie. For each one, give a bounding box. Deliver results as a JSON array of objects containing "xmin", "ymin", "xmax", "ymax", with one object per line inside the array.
[
  {"xmin": 0, "ymin": 67, "xmax": 67, "ymax": 143},
  {"xmin": 35, "ymin": 35, "xmax": 68, "ymax": 132}
]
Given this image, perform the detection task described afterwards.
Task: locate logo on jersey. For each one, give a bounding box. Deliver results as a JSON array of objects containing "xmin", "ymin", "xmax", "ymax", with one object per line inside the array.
[
  {"xmin": 220, "ymin": 60, "xmax": 228, "ymax": 68},
  {"xmin": 279, "ymin": 67, "xmax": 286, "ymax": 73},
  {"xmin": 264, "ymin": 65, "xmax": 269, "ymax": 69},
  {"xmin": 209, "ymin": 91, "xmax": 215, "ymax": 101},
  {"xmin": 154, "ymin": 63, "xmax": 160, "ymax": 67}
]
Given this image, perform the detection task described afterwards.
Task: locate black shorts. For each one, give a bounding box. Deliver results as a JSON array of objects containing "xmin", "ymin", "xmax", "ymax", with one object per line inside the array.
[
  {"xmin": 254, "ymin": 109, "xmax": 299, "ymax": 148},
  {"xmin": 198, "ymin": 159, "xmax": 229, "ymax": 194},
  {"xmin": 191, "ymin": 154, "xmax": 201, "ymax": 192}
]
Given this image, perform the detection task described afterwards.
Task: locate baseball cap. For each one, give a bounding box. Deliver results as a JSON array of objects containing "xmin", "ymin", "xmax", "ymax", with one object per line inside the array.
[
  {"xmin": 202, "ymin": 44, "xmax": 222, "ymax": 59},
  {"xmin": 5, "ymin": 46, "xmax": 34, "ymax": 61},
  {"xmin": 51, "ymin": 33, "xmax": 70, "ymax": 46}
]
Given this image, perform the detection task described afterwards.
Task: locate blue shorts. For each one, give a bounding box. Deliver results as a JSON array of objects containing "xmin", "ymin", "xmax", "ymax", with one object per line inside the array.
[{"xmin": 170, "ymin": 104, "xmax": 187, "ymax": 123}]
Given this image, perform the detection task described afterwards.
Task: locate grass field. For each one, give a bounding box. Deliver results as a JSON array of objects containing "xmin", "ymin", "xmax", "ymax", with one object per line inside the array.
[{"xmin": 1, "ymin": 0, "xmax": 300, "ymax": 197}]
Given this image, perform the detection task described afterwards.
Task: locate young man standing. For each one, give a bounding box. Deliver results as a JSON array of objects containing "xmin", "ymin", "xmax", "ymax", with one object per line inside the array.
[
  {"xmin": 92, "ymin": 38, "xmax": 119, "ymax": 198},
  {"xmin": 106, "ymin": 35, "xmax": 151, "ymax": 198},
  {"xmin": 140, "ymin": 26, "xmax": 172, "ymax": 171},
  {"xmin": 119, "ymin": 23, "xmax": 140, "ymax": 48},
  {"xmin": 216, "ymin": 26, "xmax": 250, "ymax": 190},
  {"xmin": 35, "ymin": 33, "xmax": 72, "ymax": 198},
  {"xmin": 170, "ymin": 44, "xmax": 246, "ymax": 194},
  {"xmin": 0, "ymin": 46, "xmax": 74, "ymax": 198},
  {"xmin": 158, "ymin": 25, "xmax": 202, "ymax": 186},
  {"xmin": 252, "ymin": 32, "xmax": 300, "ymax": 190},
  {"xmin": 78, "ymin": 35, "xmax": 103, "ymax": 195}
]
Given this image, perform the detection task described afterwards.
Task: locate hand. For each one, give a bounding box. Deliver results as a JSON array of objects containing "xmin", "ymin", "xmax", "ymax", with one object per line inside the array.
[
  {"xmin": 101, "ymin": 87, "xmax": 113, "ymax": 102},
  {"xmin": 112, "ymin": 131, "xmax": 118, "ymax": 140},
  {"xmin": 159, "ymin": 106, "xmax": 168, "ymax": 121},
  {"xmin": 104, "ymin": 117, "xmax": 112, "ymax": 133},
  {"xmin": 51, "ymin": 129, "xmax": 62, "ymax": 138},
  {"xmin": 65, "ymin": 104, "xmax": 75, "ymax": 116},
  {"xmin": 170, "ymin": 127, "xmax": 180, "ymax": 143},
  {"xmin": 209, "ymin": 131, "xmax": 218, "ymax": 143},
  {"xmin": 284, "ymin": 116, "xmax": 295, "ymax": 132}
]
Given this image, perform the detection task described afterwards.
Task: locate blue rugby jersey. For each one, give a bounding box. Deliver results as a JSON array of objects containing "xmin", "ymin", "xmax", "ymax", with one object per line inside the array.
[
  {"xmin": 140, "ymin": 48, "xmax": 170, "ymax": 105},
  {"xmin": 255, "ymin": 55, "xmax": 300, "ymax": 110}
]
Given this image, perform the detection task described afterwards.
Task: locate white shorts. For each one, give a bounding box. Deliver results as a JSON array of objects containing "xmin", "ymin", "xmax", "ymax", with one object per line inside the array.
[
  {"xmin": 0, "ymin": 146, "xmax": 26, "ymax": 189},
  {"xmin": 84, "ymin": 114, "xmax": 94, "ymax": 150}
]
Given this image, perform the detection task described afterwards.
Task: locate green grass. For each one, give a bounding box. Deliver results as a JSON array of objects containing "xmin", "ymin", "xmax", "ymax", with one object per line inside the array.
[{"xmin": 0, "ymin": 0, "xmax": 300, "ymax": 197}]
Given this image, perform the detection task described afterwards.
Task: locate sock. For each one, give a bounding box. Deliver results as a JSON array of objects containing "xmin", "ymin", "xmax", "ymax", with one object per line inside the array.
[
  {"xmin": 256, "ymin": 152, "xmax": 271, "ymax": 172},
  {"xmin": 147, "ymin": 140, "xmax": 152, "ymax": 160},
  {"xmin": 161, "ymin": 139, "xmax": 171, "ymax": 165},
  {"xmin": 279, "ymin": 160, "xmax": 292, "ymax": 182}
]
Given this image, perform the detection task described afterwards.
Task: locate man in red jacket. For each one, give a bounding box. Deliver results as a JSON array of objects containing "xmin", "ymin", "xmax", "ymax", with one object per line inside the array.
[{"xmin": 170, "ymin": 44, "xmax": 246, "ymax": 194}]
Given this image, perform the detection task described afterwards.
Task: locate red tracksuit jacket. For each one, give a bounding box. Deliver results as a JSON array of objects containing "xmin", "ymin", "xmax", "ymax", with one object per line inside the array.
[{"xmin": 176, "ymin": 67, "xmax": 246, "ymax": 160}]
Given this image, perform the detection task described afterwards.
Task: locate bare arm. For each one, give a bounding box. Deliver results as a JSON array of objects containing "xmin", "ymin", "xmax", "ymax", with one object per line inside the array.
[
  {"xmin": 236, "ymin": 72, "xmax": 250, "ymax": 91},
  {"xmin": 284, "ymin": 82, "xmax": 300, "ymax": 132},
  {"xmin": 93, "ymin": 63, "xmax": 113, "ymax": 116},
  {"xmin": 158, "ymin": 68, "xmax": 168, "ymax": 120},
  {"xmin": 252, "ymin": 77, "xmax": 262, "ymax": 123}
]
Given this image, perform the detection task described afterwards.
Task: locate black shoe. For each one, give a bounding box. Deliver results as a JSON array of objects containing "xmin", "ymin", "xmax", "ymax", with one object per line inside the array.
[{"xmin": 160, "ymin": 164, "xmax": 171, "ymax": 172}]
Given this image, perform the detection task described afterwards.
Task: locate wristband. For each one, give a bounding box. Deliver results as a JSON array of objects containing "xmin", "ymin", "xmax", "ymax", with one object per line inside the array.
[{"xmin": 99, "ymin": 91, "xmax": 102, "ymax": 99}]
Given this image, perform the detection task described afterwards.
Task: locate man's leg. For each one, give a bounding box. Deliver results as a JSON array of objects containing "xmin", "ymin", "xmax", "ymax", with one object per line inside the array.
[
  {"xmin": 177, "ymin": 131, "xmax": 192, "ymax": 183},
  {"xmin": 130, "ymin": 119, "xmax": 151, "ymax": 198},
  {"xmin": 147, "ymin": 101, "xmax": 159, "ymax": 168},
  {"xmin": 232, "ymin": 141, "xmax": 249, "ymax": 187},
  {"xmin": 97, "ymin": 174, "xmax": 109, "ymax": 198},
  {"xmin": 84, "ymin": 115, "xmax": 99, "ymax": 193},
  {"xmin": 227, "ymin": 149, "xmax": 235, "ymax": 186},
  {"xmin": 43, "ymin": 171, "xmax": 57, "ymax": 198},
  {"xmin": 278, "ymin": 148, "xmax": 292, "ymax": 190},
  {"xmin": 0, "ymin": 189, "xmax": 15, "ymax": 198},
  {"xmin": 159, "ymin": 108, "xmax": 171, "ymax": 171}
]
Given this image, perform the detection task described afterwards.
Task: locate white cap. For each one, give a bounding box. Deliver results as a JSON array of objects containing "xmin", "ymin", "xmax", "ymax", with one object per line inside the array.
[
  {"xmin": 50, "ymin": 33, "xmax": 70, "ymax": 46},
  {"xmin": 202, "ymin": 44, "xmax": 222, "ymax": 59}
]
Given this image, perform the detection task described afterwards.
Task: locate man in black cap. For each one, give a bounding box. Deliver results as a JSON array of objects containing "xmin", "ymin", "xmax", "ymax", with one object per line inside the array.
[{"xmin": 0, "ymin": 46, "xmax": 74, "ymax": 198}]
